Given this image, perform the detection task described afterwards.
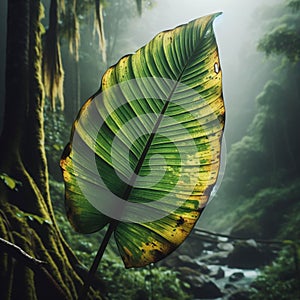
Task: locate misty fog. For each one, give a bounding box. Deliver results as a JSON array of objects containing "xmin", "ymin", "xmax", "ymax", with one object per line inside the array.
[
  {"xmin": 0, "ymin": 0, "xmax": 281, "ymax": 143},
  {"xmin": 0, "ymin": 0, "xmax": 285, "ymax": 219},
  {"xmin": 112, "ymin": 0, "xmax": 285, "ymax": 220},
  {"xmin": 121, "ymin": 0, "xmax": 283, "ymax": 147}
]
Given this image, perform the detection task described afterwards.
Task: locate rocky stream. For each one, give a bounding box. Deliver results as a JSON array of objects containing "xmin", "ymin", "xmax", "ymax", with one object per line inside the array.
[{"xmin": 158, "ymin": 229, "xmax": 280, "ymax": 299}]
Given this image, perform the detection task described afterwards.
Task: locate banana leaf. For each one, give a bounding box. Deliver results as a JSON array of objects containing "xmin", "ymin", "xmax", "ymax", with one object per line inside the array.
[{"xmin": 61, "ymin": 12, "xmax": 225, "ymax": 268}]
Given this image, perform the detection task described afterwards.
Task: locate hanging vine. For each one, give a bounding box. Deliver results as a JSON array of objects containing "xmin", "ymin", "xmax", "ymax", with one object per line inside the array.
[{"xmin": 42, "ymin": 0, "xmax": 65, "ymax": 110}]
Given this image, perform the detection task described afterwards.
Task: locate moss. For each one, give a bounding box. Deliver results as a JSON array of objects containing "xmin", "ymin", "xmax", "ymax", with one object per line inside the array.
[
  {"xmin": 0, "ymin": 0, "xmax": 103, "ymax": 298},
  {"xmin": 11, "ymin": 232, "xmax": 37, "ymax": 300},
  {"xmin": 0, "ymin": 195, "xmax": 103, "ymax": 299}
]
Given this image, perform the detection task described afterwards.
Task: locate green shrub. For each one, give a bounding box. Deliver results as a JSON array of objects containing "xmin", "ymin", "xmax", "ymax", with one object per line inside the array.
[
  {"xmin": 250, "ymin": 244, "xmax": 300, "ymax": 300},
  {"xmin": 98, "ymin": 259, "xmax": 191, "ymax": 300}
]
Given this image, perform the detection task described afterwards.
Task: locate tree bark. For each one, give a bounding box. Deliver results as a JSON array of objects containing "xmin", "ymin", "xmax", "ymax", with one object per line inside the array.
[{"xmin": 0, "ymin": 1, "xmax": 102, "ymax": 299}]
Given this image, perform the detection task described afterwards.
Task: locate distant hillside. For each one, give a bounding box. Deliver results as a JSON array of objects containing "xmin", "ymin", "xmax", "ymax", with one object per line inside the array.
[{"xmin": 199, "ymin": 0, "xmax": 300, "ymax": 241}]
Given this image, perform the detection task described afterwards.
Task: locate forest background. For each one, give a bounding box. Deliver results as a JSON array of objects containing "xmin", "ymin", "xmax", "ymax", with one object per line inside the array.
[{"xmin": 0, "ymin": 0, "xmax": 299, "ymax": 299}]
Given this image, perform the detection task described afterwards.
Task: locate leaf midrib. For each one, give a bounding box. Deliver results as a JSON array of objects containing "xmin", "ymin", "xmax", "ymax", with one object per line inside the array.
[{"xmin": 121, "ymin": 25, "xmax": 211, "ymax": 203}]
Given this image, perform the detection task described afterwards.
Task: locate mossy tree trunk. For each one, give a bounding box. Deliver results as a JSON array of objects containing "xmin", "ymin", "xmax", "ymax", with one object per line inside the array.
[{"xmin": 0, "ymin": 1, "xmax": 101, "ymax": 299}]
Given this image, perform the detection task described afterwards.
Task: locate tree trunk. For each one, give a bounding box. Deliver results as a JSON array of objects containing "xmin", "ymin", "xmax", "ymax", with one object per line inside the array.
[{"xmin": 0, "ymin": 1, "xmax": 101, "ymax": 299}]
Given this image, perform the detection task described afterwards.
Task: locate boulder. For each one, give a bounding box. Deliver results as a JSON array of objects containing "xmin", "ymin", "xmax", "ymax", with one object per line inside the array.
[
  {"xmin": 224, "ymin": 283, "xmax": 238, "ymax": 291},
  {"xmin": 229, "ymin": 272, "xmax": 245, "ymax": 282},
  {"xmin": 161, "ymin": 253, "xmax": 199, "ymax": 269},
  {"xmin": 202, "ymin": 242, "xmax": 217, "ymax": 251},
  {"xmin": 186, "ymin": 275, "xmax": 223, "ymax": 299},
  {"xmin": 178, "ymin": 255, "xmax": 197, "ymax": 268},
  {"xmin": 195, "ymin": 262, "xmax": 211, "ymax": 274},
  {"xmin": 227, "ymin": 240, "xmax": 271, "ymax": 269},
  {"xmin": 217, "ymin": 242, "xmax": 234, "ymax": 252},
  {"xmin": 228, "ymin": 290, "xmax": 251, "ymax": 300},
  {"xmin": 208, "ymin": 266, "xmax": 225, "ymax": 279}
]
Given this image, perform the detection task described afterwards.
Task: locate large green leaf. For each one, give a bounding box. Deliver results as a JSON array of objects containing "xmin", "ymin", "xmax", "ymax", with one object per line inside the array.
[{"xmin": 61, "ymin": 13, "xmax": 225, "ymax": 268}]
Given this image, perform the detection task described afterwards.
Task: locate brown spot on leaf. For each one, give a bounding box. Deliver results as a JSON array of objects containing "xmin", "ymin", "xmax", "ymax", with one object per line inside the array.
[
  {"xmin": 176, "ymin": 216, "xmax": 185, "ymax": 227},
  {"xmin": 151, "ymin": 249, "xmax": 164, "ymax": 261},
  {"xmin": 218, "ymin": 113, "xmax": 225, "ymax": 125}
]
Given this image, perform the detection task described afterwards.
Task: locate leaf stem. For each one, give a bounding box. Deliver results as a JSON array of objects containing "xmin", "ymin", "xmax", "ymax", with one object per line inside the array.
[{"xmin": 78, "ymin": 221, "xmax": 117, "ymax": 300}]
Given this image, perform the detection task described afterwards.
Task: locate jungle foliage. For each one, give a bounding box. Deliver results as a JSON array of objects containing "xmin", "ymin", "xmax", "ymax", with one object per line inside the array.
[
  {"xmin": 0, "ymin": 0, "xmax": 149, "ymax": 299},
  {"xmin": 201, "ymin": 0, "xmax": 300, "ymax": 241},
  {"xmin": 49, "ymin": 0, "xmax": 300, "ymax": 297},
  {"xmin": 1, "ymin": 0, "xmax": 299, "ymax": 299}
]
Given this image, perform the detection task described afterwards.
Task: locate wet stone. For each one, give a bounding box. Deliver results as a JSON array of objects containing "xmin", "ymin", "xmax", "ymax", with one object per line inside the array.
[
  {"xmin": 229, "ymin": 272, "xmax": 245, "ymax": 282},
  {"xmin": 208, "ymin": 266, "xmax": 225, "ymax": 279}
]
